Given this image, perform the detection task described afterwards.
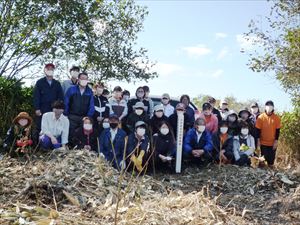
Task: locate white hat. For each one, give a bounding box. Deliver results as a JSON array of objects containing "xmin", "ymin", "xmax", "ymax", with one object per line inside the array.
[
  {"xmin": 133, "ymin": 102, "xmax": 145, "ymax": 109},
  {"xmin": 154, "ymin": 104, "xmax": 164, "ymax": 112}
]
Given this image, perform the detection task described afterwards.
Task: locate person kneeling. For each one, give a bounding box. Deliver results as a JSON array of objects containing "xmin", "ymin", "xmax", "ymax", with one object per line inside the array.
[
  {"xmin": 99, "ymin": 115, "xmax": 127, "ymax": 170},
  {"xmin": 72, "ymin": 117, "xmax": 98, "ymax": 152},
  {"xmin": 232, "ymin": 121, "xmax": 255, "ymax": 166},
  {"xmin": 212, "ymin": 121, "xmax": 234, "ymax": 164},
  {"xmin": 183, "ymin": 118, "xmax": 213, "ymax": 165},
  {"xmin": 153, "ymin": 121, "xmax": 176, "ymax": 172},
  {"xmin": 126, "ymin": 121, "xmax": 150, "ymax": 172},
  {"xmin": 39, "ymin": 101, "xmax": 69, "ymax": 150}
]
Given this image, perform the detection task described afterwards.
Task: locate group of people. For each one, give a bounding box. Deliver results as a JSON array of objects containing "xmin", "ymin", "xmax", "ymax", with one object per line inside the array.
[{"xmin": 2, "ymin": 63, "xmax": 281, "ymax": 172}]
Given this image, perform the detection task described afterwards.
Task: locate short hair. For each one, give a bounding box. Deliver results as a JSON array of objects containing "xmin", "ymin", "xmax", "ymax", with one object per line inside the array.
[
  {"xmin": 52, "ymin": 100, "xmax": 64, "ymax": 109},
  {"xmin": 82, "ymin": 116, "xmax": 93, "ymax": 123},
  {"xmin": 113, "ymin": 86, "xmax": 122, "ymax": 92},
  {"xmin": 122, "ymin": 90, "xmax": 130, "ymax": 96},
  {"xmin": 70, "ymin": 66, "xmax": 80, "ymax": 72},
  {"xmin": 94, "ymin": 82, "xmax": 105, "ymax": 89},
  {"xmin": 78, "ymin": 72, "xmax": 88, "ymax": 79},
  {"xmin": 103, "ymin": 89, "xmax": 110, "ymax": 95},
  {"xmin": 143, "ymin": 85, "xmax": 150, "ymax": 92},
  {"xmin": 239, "ymin": 120, "xmax": 249, "ymax": 129},
  {"xmin": 195, "ymin": 118, "xmax": 206, "ymax": 125},
  {"xmin": 219, "ymin": 120, "xmax": 228, "ymax": 127}
]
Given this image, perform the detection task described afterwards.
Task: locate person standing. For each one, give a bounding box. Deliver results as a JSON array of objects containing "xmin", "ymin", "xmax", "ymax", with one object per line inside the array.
[
  {"xmin": 64, "ymin": 72, "xmax": 95, "ymax": 139},
  {"xmin": 255, "ymin": 100, "xmax": 281, "ymax": 167},
  {"xmin": 161, "ymin": 93, "xmax": 174, "ymax": 117},
  {"xmin": 127, "ymin": 87, "xmax": 150, "ymax": 116},
  {"xmin": 62, "ymin": 66, "xmax": 80, "ymax": 95},
  {"xmin": 180, "ymin": 94, "xmax": 195, "ymax": 126},
  {"xmin": 208, "ymin": 97, "xmax": 222, "ymax": 122},
  {"xmin": 93, "ymin": 83, "xmax": 109, "ymax": 132},
  {"xmin": 33, "ymin": 63, "xmax": 64, "ymax": 132},
  {"xmin": 108, "ymin": 86, "xmax": 128, "ymax": 121},
  {"xmin": 198, "ymin": 102, "xmax": 218, "ymax": 134},
  {"xmin": 143, "ymin": 85, "xmax": 154, "ymax": 117}
]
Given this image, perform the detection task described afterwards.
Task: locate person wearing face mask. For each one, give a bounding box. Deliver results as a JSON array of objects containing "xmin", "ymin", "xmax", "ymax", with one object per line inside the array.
[
  {"xmin": 99, "ymin": 115, "xmax": 127, "ymax": 170},
  {"xmin": 126, "ymin": 102, "xmax": 149, "ymax": 134},
  {"xmin": 169, "ymin": 103, "xmax": 192, "ymax": 137},
  {"xmin": 212, "ymin": 121, "xmax": 234, "ymax": 164},
  {"xmin": 199, "ymin": 103, "xmax": 218, "ymax": 134},
  {"xmin": 249, "ymin": 102, "xmax": 261, "ymax": 124},
  {"xmin": 143, "ymin": 86, "xmax": 154, "ymax": 118},
  {"xmin": 122, "ymin": 90, "xmax": 131, "ymax": 103},
  {"xmin": 219, "ymin": 100, "xmax": 230, "ymax": 121},
  {"xmin": 126, "ymin": 121, "xmax": 150, "ymax": 172},
  {"xmin": 183, "ymin": 118, "xmax": 213, "ymax": 164},
  {"xmin": 232, "ymin": 121, "xmax": 255, "ymax": 166},
  {"xmin": 93, "ymin": 83, "xmax": 109, "ymax": 133},
  {"xmin": 226, "ymin": 110, "xmax": 239, "ymax": 136},
  {"xmin": 161, "ymin": 93, "xmax": 174, "ymax": 117},
  {"xmin": 180, "ymin": 94, "xmax": 195, "ymax": 125},
  {"xmin": 64, "ymin": 72, "xmax": 95, "ymax": 143},
  {"xmin": 255, "ymin": 100, "xmax": 281, "ymax": 167},
  {"xmin": 39, "ymin": 101, "xmax": 69, "ymax": 150},
  {"xmin": 152, "ymin": 121, "xmax": 176, "ymax": 172},
  {"xmin": 72, "ymin": 117, "xmax": 98, "ymax": 152},
  {"xmin": 62, "ymin": 66, "xmax": 80, "ymax": 95},
  {"xmin": 127, "ymin": 87, "xmax": 150, "ymax": 116},
  {"xmin": 238, "ymin": 108, "xmax": 255, "ymax": 137},
  {"xmin": 33, "ymin": 63, "xmax": 64, "ymax": 136},
  {"xmin": 150, "ymin": 104, "xmax": 169, "ymax": 134},
  {"xmin": 208, "ymin": 97, "xmax": 222, "ymax": 122},
  {"xmin": 3, "ymin": 112, "xmax": 33, "ymax": 156},
  {"xmin": 108, "ymin": 86, "xmax": 128, "ymax": 121}
]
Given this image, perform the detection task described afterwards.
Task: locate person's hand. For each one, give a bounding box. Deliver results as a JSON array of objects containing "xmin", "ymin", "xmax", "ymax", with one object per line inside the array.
[
  {"xmin": 273, "ymin": 140, "xmax": 278, "ymax": 150},
  {"xmin": 159, "ymin": 154, "xmax": 167, "ymax": 162},
  {"xmin": 35, "ymin": 110, "xmax": 42, "ymax": 116},
  {"xmin": 84, "ymin": 145, "xmax": 91, "ymax": 151},
  {"xmin": 192, "ymin": 149, "xmax": 204, "ymax": 158},
  {"xmin": 51, "ymin": 137, "xmax": 58, "ymax": 144}
]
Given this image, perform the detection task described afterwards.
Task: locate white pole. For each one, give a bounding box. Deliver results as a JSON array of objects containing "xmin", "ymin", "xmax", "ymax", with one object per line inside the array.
[{"xmin": 176, "ymin": 113, "xmax": 184, "ymax": 173}]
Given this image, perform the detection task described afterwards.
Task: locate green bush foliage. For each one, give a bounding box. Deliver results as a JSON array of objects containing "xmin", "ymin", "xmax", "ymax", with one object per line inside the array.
[
  {"xmin": 280, "ymin": 107, "xmax": 300, "ymax": 161},
  {"xmin": 0, "ymin": 77, "xmax": 33, "ymax": 139}
]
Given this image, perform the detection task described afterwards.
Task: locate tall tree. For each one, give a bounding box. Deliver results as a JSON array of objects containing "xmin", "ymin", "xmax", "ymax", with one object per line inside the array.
[
  {"xmin": 244, "ymin": 0, "xmax": 300, "ymax": 106},
  {"xmin": 0, "ymin": 0, "xmax": 156, "ymax": 82}
]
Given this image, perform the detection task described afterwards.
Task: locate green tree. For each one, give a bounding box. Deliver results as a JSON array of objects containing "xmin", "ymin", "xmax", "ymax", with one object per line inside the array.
[
  {"xmin": 0, "ymin": 0, "xmax": 156, "ymax": 82},
  {"xmin": 245, "ymin": 0, "xmax": 300, "ymax": 106}
]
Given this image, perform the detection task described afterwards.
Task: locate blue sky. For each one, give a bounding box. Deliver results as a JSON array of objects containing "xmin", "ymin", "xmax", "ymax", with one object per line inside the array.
[{"xmin": 110, "ymin": 0, "xmax": 292, "ymax": 111}]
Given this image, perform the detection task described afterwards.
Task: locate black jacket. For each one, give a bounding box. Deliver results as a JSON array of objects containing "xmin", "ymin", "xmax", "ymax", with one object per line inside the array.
[
  {"xmin": 213, "ymin": 107, "xmax": 222, "ymax": 122},
  {"xmin": 72, "ymin": 128, "xmax": 99, "ymax": 152},
  {"xmin": 126, "ymin": 112, "xmax": 150, "ymax": 134},
  {"xmin": 168, "ymin": 113, "xmax": 192, "ymax": 137},
  {"xmin": 127, "ymin": 99, "xmax": 150, "ymax": 115},
  {"xmin": 212, "ymin": 132, "xmax": 234, "ymax": 161},
  {"xmin": 150, "ymin": 115, "xmax": 169, "ymax": 134},
  {"xmin": 33, "ymin": 77, "xmax": 64, "ymax": 114}
]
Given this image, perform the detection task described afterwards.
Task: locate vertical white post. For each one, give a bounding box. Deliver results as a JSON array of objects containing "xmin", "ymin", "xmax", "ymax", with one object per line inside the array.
[{"xmin": 176, "ymin": 113, "xmax": 184, "ymax": 173}]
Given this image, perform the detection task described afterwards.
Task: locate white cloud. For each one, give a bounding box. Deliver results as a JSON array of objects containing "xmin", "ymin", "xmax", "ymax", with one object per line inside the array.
[
  {"xmin": 182, "ymin": 45, "xmax": 212, "ymax": 57},
  {"xmin": 215, "ymin": 32, "xmax": 228, "ymax": 39},
  {"xmin": 211, "ymin": 69, "xmax": 224, "ymax": 78},
  {"xmin": 154, "ymin": 63, "xmax": 183, "ymax": 76},
  {"xmin": 236, "ymin": 34, "xmax": 261, "ymax": 51},
  {"xmin": 216, "ymin": 47, "xmax": 229, "ymax": 60}
]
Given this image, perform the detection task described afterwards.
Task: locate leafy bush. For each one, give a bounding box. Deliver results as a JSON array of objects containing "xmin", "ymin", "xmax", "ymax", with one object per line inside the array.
[
  {"xmin": 0, "ymin": 77, "xmax": 34, "ymax": 140},
  {"xmin": 279, "ymin": 107, "xmax": 300, "ymax": 162}
]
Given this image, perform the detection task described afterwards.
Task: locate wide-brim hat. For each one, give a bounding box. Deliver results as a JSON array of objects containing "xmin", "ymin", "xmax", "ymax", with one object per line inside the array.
[{"xmin": 13, "ymin": 112, "xmax": 33, "ymax": 125}]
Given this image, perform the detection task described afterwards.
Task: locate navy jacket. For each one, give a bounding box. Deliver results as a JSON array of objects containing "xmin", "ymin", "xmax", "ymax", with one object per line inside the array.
[
  {"xmin": 64, "ymin": 85, "xmax": 95, "ymax": 117},
  {"xmin": 99, "ymin": 128, "xmax": 127, "ymax": 168},
  {"xmin": 183, "ymin": 128, "xmax": 213, "ymax": 154},
  {"xmin": 212, "ymin": 132, "xmax": 234, "ymax": 161},
  {"xmin": 126, "ymin": 133, "xmax": 150, "ymax": 158},
  {"xmin": 33, "ymin": 77, "xmax": 64, "ymax": 113}
]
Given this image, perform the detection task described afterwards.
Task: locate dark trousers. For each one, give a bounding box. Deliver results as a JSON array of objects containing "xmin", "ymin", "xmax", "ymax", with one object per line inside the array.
[
  {"xmin": 235, "ymin": 154, "xmax": 250, "ymax": 166},
  {"xmin": 183, "ymin": 151, "xmax": 213, "ymax": 167},
  {"xmin": 68, "ymin": 114, "xmax": 83, "ymax": 145},
  {"xmin": 261, "ymin": 145, "xmax": 276, "ymax": 165}
]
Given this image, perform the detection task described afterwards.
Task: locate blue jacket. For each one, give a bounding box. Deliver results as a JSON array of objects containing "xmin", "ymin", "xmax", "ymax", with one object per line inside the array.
[
  {"xmin": 99, "ymin": 128, "xmax": 127, "ymax": 168},
  {"xmin": 126, "ymin": 133, "xmax": 150, "ymax": 157},
  {"xmin": 33, "ymin": 77, "xmax": 64, "ymax": 113},
  {"xmin": 183, "ymin": 128, "xmax": 213, "ymax": 154},
  {"xmin": 64, "ymin": 85, "xmax": 95, "ymax": 117}
]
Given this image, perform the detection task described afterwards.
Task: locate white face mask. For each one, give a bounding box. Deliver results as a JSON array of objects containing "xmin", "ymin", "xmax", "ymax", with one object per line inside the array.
[
  {"xmin": 83, "ymin": 123, "xmax": 93, "ymax": 130},
  {"xmin": 79, "ymin": 79, "xmax": 88, "ymax": 87},
  {"xmin": 136, "ymin": 128, "xmax": 146, "ymax": 137},
  {"xmin": 135, "ymin": 109, "xmax": 143, "ymax": 116},
  {"xmin": 265, "ymin": 106, "xmax": 274, "ymax": 113},
  {"xmin": 251, "ymin": 107, "xmax": 258, "ymax": 114},
  {"xmin": 241, "ymin": 128, "xmax": 249, "ymax": 136},
  {"xmin": 96, "ymin": 87, "xmax": 104, "ymax": 95},
  {"xmin": 197, "ymin": 125, "xmax": 206, "ymax": 133},
  {"xmin": 160, "ymin": 128, "xmax": 169, "ymax": 135},
  {"xmin": 18, "ymin": 119, "xmax": 28, "ymax": 127},
  {"xmin": 71, "ymin": 71, "xmax": 79, "ymax": 79},
  {"xmin": 155, "ymin": 111, "xmax": 164, "ymax": 118},
  {"xmin": 102, "ymin": 122, "xmax": 110, "ymax": 129},
  {"xmin": 162, "ymin": 99, "xmax": 169, "ymax": 105},
  {"xmin": 220, "ymin": 127, "xmax": 228, "ymax": 134},
  {"xmin": 45, "ymin": 69, "xmax": 54, "ymax": 77}
]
